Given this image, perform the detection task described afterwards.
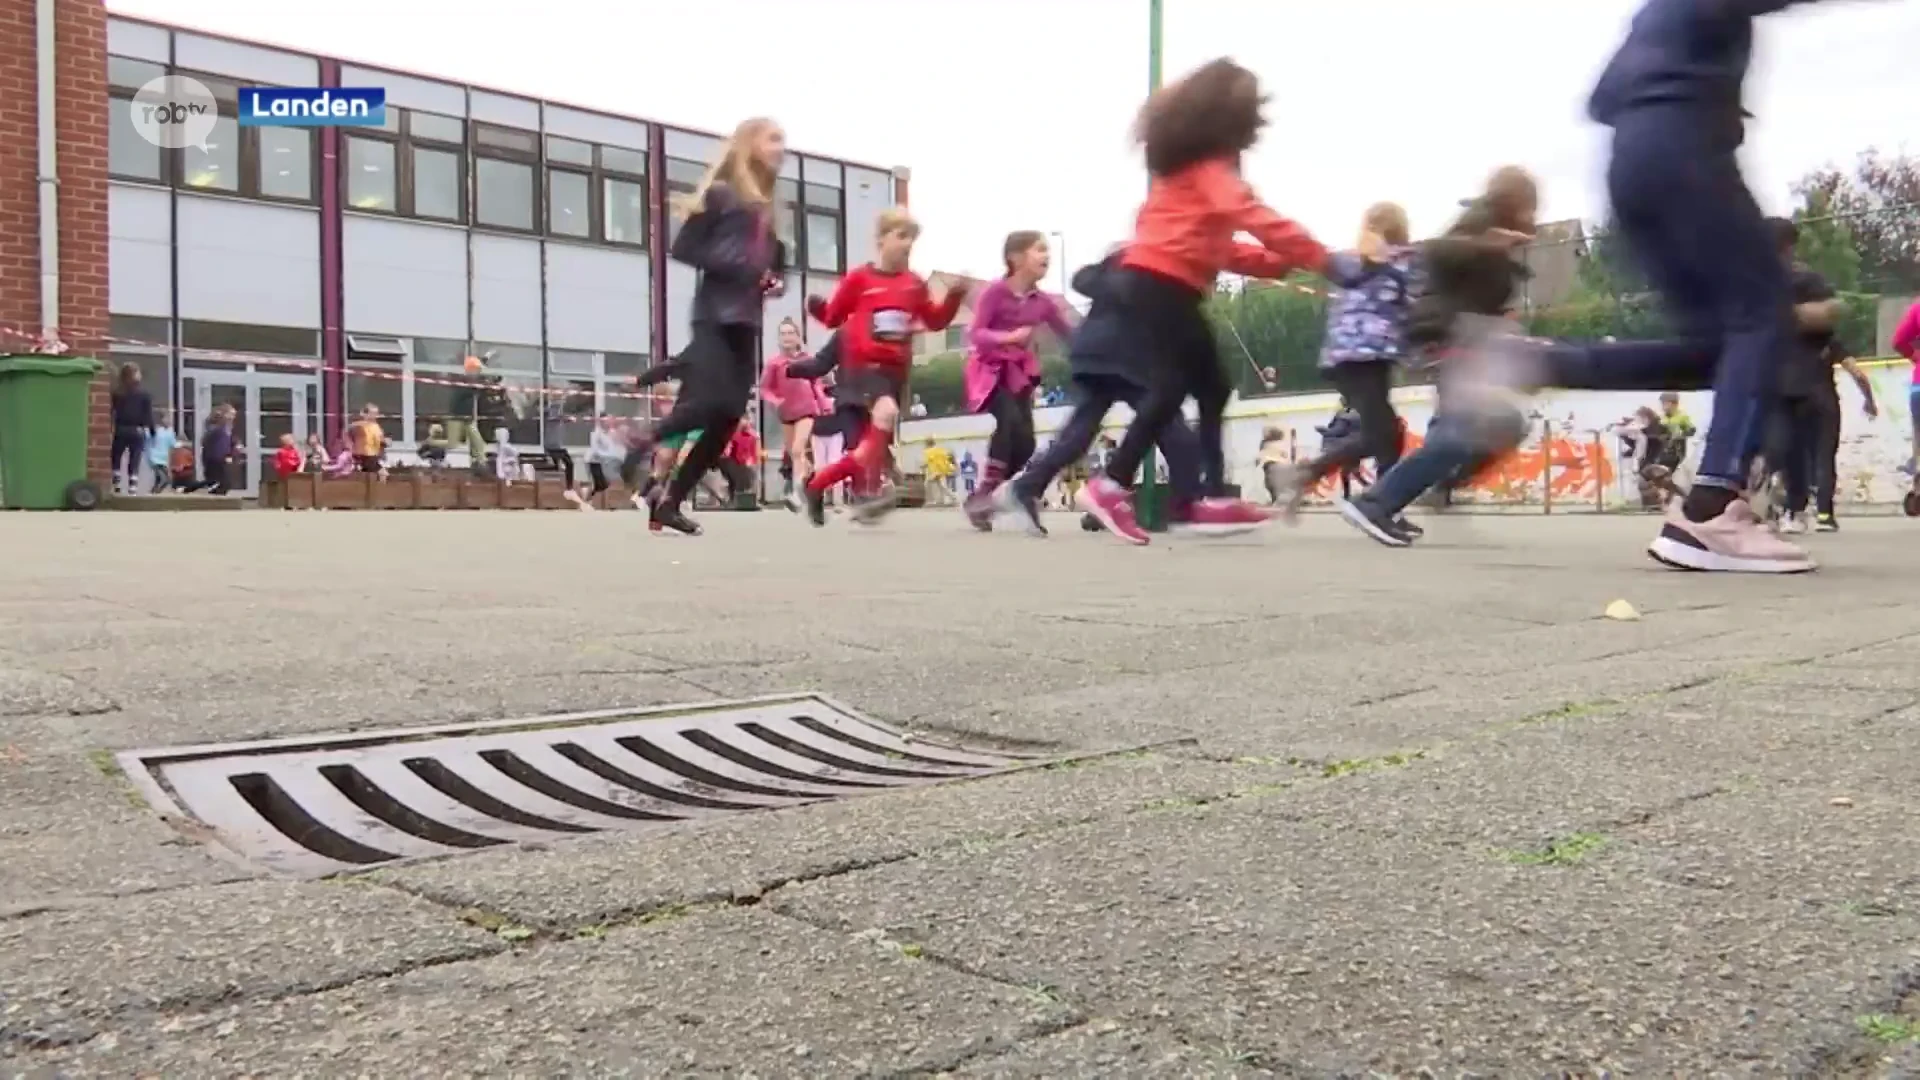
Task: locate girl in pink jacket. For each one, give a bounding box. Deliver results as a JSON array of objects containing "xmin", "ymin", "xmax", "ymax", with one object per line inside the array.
[{"xmin": 759, "ymin": 317, "xmax": 832, "ymax": 508}]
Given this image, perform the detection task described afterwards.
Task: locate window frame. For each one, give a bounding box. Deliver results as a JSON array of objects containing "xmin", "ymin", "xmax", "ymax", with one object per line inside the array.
[
  {"xmin": 543, "ymin": 139, "xmax": 649, "ymax": 247},
  {"xmin": 169, "ymin": 69, "xmax": 318, "ymax": 205},
  {"xmin": 108, "ymin": 57, "xmax": 170, "ymax": 184},
  {"xmin": 341, "ymin": 107, "xmax": 469, "ymax": 223},
  {"xmin": 472, "ymin": 123, "xmax": 540, "ymax": 235},
  {"xmin": 800, "ymin": 175, "xmax": 845, "ymax": 275}
]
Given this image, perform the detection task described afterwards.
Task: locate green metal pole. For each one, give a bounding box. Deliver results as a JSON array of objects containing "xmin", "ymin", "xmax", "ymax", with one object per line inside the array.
[{"xmin": 1137, "ymin": 0, "xmax": 1167, "ymax": 531}]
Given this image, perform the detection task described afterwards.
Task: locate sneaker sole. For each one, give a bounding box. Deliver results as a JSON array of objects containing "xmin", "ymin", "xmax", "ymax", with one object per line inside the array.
[
  {"xmin": 1334, "ymin": 499, "xmax": 1409, "ymax": 548},
  {"xmin": 1169, "ymin": 521, "xmax": 1265, "ymax": 538},
  {"xmin": 1646, "ymin": 528, "xmax": 1814, "ymax": 573},
  {"xmin": 1073, "ymin": 488, "xmax": 1148, "ymax": 546}
]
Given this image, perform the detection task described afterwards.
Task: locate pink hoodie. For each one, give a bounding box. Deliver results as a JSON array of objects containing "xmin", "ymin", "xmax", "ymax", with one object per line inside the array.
[
  {"xmin": 1892, "ymin": 300, "xmax": 1920, "ymax": 385},
  {"xmin": 760, "ymin": 352, "xmax": 831, "ymax": 422}
]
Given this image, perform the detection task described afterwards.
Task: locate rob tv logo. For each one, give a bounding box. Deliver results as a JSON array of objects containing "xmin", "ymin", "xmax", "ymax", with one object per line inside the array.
[{"xmin": 238, "ymin": 87, "xmax": 387, "ymax": 128}]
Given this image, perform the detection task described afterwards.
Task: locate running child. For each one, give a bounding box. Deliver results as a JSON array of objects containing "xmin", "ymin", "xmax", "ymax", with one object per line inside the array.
[
  {"xmin": 1275, "ymin": 202, "xmax": 1420, "ymax": 535},
  {"xmin": 962, "ymin": 231, "xmax": 1075, "ymax": 531},
  {"xmin": 1446, "ymin": 0, "xmax": 1858, "ymax": 572},
  {"xmin": 801, "ymin": 208, "xmax": 967, "ymax": 526},
  {"xmin": 1075, "ymin": 58, "xmax": 1329, "ymax": 545},
  {"xmin": 759, "ymin": 317, "xmax": 831, "ymax": 511},
  {"xmin": 995, "ymin": 250, "xmax": 1220, "ymax": 537},
  {"xmin": 1331, "ymin": 169, "xmax": 1540, "ymax": 546},
  {"xmin": 647, "ymin": 116, "xmax": 789, "ymax": 536}
]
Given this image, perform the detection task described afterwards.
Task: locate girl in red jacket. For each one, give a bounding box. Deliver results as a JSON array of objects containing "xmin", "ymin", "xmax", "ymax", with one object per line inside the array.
[{"xmin": 1076, "ymin": 59, "xmax": 1329, "ymax": 545}]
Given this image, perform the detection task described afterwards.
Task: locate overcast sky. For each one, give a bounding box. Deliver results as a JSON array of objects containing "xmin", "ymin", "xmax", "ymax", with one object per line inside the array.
[{"xmin": 112, "ymin": 0, "xmax": 1918, "ymax": 294}]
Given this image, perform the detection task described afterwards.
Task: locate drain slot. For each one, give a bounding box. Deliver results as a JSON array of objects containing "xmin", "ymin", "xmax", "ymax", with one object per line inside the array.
[
  {"xmin": 737, "ymin": 722, "xmax": 958, "ymax": 779},
  {"xmin": 230, "ymin": 772, "xmax": 396, "ymax": 866},
  {"xmin": 123, "ymin": 695, "xmax": 1056, "ymax": 877},
  {"xmin": 791, "ymin": 714, "xmax": 1000, "ymax": 769},
  {"xmin": 478, "ymin": 749, "xmax": 681, "ymax": 821},
  {"xmin": 402, "ymin": 757, "xmax": 596, "ymax": 834},
  {"xmin": 552, "ymin": 742, "xmax": 763, "ymax": 811},
  {"xmin": 615, "ymin": 735, "xmax": 802, "ymax": 798},
  {"xmin": 677, "ymin": 729, "xmax": 891, "ymax": 789},
  {"xmin": 320, "ymin": 764, "xmax": 506, "ymax": 849}
]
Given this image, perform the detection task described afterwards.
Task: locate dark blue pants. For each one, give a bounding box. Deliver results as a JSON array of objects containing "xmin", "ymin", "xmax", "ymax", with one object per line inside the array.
[
  {"xmin": 1013, "ymin": 373, "xmax": 1199, "ymax": 507},
  {"xmin": 1549, "ymin": 108, "xmax": 1789, "ymax": 487}
]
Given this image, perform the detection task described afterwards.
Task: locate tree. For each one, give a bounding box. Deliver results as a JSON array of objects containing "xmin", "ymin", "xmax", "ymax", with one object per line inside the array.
[
  {"xmin": 1571, "ymin": 214, "xmax": 1649, "ymax": 301},
  {"xmin": 1793, "ymin": 149, "xmax": 1920, "ymax": 293},
  {"xmin": 1790, "ymin": 184, "xmax": 1863, "ymax": 293},
  {"xmin": 1205, "ymin": 276, "xmax": 1327, "ymax": 395}
]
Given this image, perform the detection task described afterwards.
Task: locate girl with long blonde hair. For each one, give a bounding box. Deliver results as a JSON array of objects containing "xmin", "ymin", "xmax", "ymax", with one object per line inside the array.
[
  {"xmin": 645, "ymin": 117, "xmax": 789, "ymax": 536},
  {"xmin": 1275, "ymin": 200, "xmax": 1420, "ymax": 531}
]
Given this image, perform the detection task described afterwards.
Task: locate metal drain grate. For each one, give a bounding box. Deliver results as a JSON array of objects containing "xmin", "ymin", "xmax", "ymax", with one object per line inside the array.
[{"xmin": 117, "ymin": 695, "xmax": 1042, "ymax": 877}]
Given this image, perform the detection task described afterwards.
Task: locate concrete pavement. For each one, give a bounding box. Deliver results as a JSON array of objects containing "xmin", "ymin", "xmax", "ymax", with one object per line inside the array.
[{"xmin": 2, "ymin": 507, "xmax": 1918, "ymax": 1076}]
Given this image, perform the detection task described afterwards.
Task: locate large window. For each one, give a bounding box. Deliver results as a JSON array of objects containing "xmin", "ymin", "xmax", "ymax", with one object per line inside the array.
[
  {"xmin": 544, "ymin": 137, "xmax": 648, "ymax": 246},
  {"xmin": 803, "ymin": 181, "xmax": 843, "ymax": 274},
  {"xmin": 664, "ymin": 158, "xmax": 705, "ymax": 247},
  {"xmin": 108, "ymin": 57, "xmax": 166, "ymax": 181},
  {"xmin": 343, "ymin": 108, "xmax": 466, "ymax": 221},
  {"xmin": 108, "ymin": 315, "xmax": 174, "ymax": 418},
  {"xmin": 173, "ymin": 72, "xmax": 315, "ymax": 202},
  {"xmin": 179, "ymin": 320, "xmax": 320, "ymax": 357},
  {"xmin": 474, "ymin": 125, "xmax": 538, "ymax": 232}
]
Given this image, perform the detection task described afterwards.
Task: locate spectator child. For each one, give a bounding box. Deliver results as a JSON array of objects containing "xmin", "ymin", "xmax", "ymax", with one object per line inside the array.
[
  {"xmin": 147, "ymin": 421, "xmax": 178, "ymax": 493},
  {"xmin": 419, "ymin": 423, "xmax": 451, "ymax": 470},
  {"xmin": 271, "ymin": 433, "xmax": 303, "ymax": 479},
  {"xmin": 492, "ymin": 428, "xmax": 519, "ymax": 483}
]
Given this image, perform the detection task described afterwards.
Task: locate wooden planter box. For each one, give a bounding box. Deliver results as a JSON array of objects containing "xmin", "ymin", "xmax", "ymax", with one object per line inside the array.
[{"xmin": 264, "ymin": 472, "xmax": 755, "ymax": 511}]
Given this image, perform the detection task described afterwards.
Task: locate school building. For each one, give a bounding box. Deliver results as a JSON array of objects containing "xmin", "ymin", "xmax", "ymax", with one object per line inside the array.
[{"xmin": 0, "ymin": 2, "xmax": 907, "ymax": 496}]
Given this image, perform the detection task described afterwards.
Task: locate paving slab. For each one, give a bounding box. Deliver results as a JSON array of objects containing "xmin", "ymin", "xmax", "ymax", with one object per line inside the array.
[
  {"xmin": 374, "ymin": 753, "xmax": 1300, "ymax": 928},
  {"xmin": 3, "ymin": 510, "xmax": 1919, "ymax": 1073},
  {"xmin": 0, "ymin": 879, "xmax": 502, "ymax": 1047},
  {"xmin": 16, "ymin": 906, "xmax": 1074, "ymax": 1078},
  {"xmin": 947, "ymin": 1020, "xmax": 1245, "ymax": 1078},
  {"xmin": 772, "ymin": 801, "xmax": 1913, "ymax": 1076},
  {"xmin": 0, "ymin": 748, "xmax": 247, "ymax": 909}
]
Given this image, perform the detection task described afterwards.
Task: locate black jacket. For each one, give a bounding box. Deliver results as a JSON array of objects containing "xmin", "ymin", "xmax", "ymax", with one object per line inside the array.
[
  {"xmin": 110, "ymin": 387, "xmax": 154, "ymax": 434},
  {"xmin": 1406, "ymin": 201, "xmax": 1530, "ymax": 349},
  {"xmin": 669, "ymin": 181, "xmax": 787, "ymax": 328},
  {"xmin": 1063, "ymin": 256, "xmax": 1150, "ymax": 387}
]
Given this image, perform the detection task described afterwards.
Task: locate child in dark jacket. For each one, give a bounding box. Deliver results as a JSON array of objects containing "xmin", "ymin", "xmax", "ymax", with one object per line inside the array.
[
  {"xmin": 991, "ymin": 253, "xmax": 1217, "ymax": 537},
  {"xmin": 645, "ymin": 116, "xmax": 789, "ymax": 536},
  {"xmin": 1333, "ymin": 169, "xmax": 1539, "ymax": 545}
]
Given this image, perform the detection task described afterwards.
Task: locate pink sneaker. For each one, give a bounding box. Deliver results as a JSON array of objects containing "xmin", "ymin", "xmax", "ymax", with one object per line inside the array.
[
  {"xmin": 1171, "ymin": 496, "xmax": 1270, "ymax": 537},
  {"xmin": 1647, "ymin": 497, "xmax": 1815, "ymax": 574},
  {"xmin": 1075, "ymin": 478, "xmax": 1149, "ymax": 545}
]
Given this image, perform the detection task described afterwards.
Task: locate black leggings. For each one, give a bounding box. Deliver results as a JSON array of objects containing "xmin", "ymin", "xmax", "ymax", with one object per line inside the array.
[
  {"xmin": 547, "ymin": 447, "xmax": 575, "ymax": 488},
  {"xmin": 110, "ymin": 427, "xmax": 146, "ymax": 481},
  {"xmin": 1307, "ymin": 362, "xmax": 1400, "ymax": 482},
  {"xmin": 588, "ymin": 462, "xmax": 610, "ymax": 495},
  {"xmin": 1766, "ymin": 394, "xmax": 1840, "ymax": 516},
  {"xmin": 1103, "ymin": 267, "xmax": 1231, "ymax": 496},
  {"xmin": 985, "ymin": 387, "xmax": 1037, "ymax": 475},
  {"xmin": 658, "ymin": 322, "xmax": 756, "ymax": 505}
]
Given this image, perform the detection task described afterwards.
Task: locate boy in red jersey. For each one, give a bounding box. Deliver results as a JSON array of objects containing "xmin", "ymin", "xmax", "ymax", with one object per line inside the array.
[
  {"xmin": 1075, "ymin": 58, "xmax": 1329, "ymax": 545},
  {"xmin": 801, "ymin": 207, "xmax": 967, "ymax": 526}
]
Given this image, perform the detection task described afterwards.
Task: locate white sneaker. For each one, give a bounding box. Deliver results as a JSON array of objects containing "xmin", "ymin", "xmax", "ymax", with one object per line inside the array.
[{"xmin": 1776, "ymin": 512, "xmax": 1806, "ymax": 535}]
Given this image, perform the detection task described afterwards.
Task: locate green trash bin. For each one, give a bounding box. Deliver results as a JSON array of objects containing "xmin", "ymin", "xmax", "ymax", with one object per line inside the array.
[{"xmin": 0, "ymin": 355, "xmax": 105, "ymax": 511}]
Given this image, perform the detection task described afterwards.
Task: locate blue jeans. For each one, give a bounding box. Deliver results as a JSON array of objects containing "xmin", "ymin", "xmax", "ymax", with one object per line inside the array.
[
  {"xmin": 1362, "ymin": 402, "xmax": 1528, "ymax": 516},
  {"xmin": 1013, "ymin": 373, "xmax": 1200, "ymax": 506}
]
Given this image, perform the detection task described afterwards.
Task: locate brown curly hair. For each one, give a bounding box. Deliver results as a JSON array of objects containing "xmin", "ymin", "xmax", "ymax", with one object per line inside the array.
[{"xmin": 1135, "ymin": 58, "xmax": 1268, "ymax": 177}]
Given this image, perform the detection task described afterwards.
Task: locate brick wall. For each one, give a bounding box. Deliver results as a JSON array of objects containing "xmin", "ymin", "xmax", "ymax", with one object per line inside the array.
[{"xmin": 0, "ymin": 0, "xmax": 110, "ymax": 482}]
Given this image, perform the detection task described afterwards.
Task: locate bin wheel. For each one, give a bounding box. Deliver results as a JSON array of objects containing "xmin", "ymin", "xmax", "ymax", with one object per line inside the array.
[
  {"xmin": 1904, "ymin": 491, "xmax": 1920, "ymax": 519},
  {"xmin": 63, "ymin": 479, "xmax": 103, "ymax": 511},
  {"xmin": 1080, "ymin": 513, "xmax": 1104, "ymax": 532}
]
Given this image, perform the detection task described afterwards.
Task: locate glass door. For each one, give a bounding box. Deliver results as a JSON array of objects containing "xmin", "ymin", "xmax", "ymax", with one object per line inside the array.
[
  {"xmin": 191, "ymin": 377, "xmax": 253, "ymax": 496},
  {"xmin": 256, "ymin": 376, "xmax": 314, "ymax": 491},
  {"xmin": 188, "ymin": 372, "xmax": 315, "ymax": 497}
]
